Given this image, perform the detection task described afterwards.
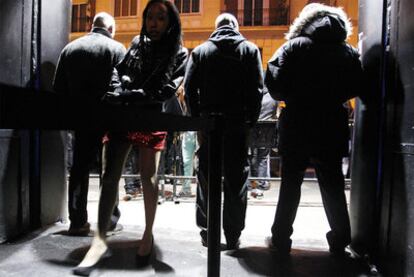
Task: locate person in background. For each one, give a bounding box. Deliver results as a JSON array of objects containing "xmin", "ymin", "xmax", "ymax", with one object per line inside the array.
[
  {"xmin": 158, "ymin": 84, "xmax": 185, "ymax": 192},
  {"xmin": 73, "ymin": 1, "xmax": 188, "ymax": 275},
  {"xmin": 178, "ymin": 85, "xmax": 197, "ymax": 197},
  {"xmin": 179, "ymin": 131, "xmax": 197, "ymax": 197},
  {"xmin": 123, "ymin": 146, "xmax": 142, "ymax": 201},
  {"xmin": 184, "ymin": 13, "xmax": 263, "ymax": 250},
  {"xmin": 264, "ymin": 3, "xmax": 363, "ymax": 257},
  {"xmin": 53, "ymin": 12, "xmax": 126, "ymax": 236},
  {"xmin": 248, "ymin": 90, "xmax": 278, "ymax": 198}
]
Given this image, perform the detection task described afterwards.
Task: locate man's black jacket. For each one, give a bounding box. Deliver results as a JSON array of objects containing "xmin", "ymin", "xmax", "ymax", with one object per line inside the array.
[
  {"xmin": 184, "ymin": 26, "xmax": 264, "ymax": 125},
  {"xmin": 265, "ymin": 9, "xmax": 363, "ymax": 158},
  {"xmin": 53, "ymin": 28, "xmax": 126, "ymax": 102}
]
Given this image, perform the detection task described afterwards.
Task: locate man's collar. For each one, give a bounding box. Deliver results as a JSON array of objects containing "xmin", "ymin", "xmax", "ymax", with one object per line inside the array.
[{"xmin": 91, "ymin": 27, "xmax": 112, "ymax": 38}]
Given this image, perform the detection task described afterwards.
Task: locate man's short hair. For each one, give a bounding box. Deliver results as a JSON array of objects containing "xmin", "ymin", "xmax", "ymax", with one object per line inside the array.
[
  {"xmin": 215, "ymin": 13, "xmax": 239, "ymax": 31},
  {"xmin": 93, "ymin": 12, "xmax": 115, "ymax": 30}
]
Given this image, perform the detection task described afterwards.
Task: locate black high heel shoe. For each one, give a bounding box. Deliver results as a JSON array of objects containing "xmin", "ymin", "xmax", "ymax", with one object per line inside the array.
[
  {"xmin": 136, "ymin": 236, "xmax": 154, "ymax": 268},
  {"xmin": 72, "ymin": 248, "xmax": 111, "ymax": 276}
]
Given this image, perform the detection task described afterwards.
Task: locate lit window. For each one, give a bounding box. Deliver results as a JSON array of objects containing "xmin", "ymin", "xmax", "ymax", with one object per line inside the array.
[
  {"xmin": 307, "ymin": 0, "xmax": 331, "ymax": 4},
  {"xmin": 174, "ymin": 0, "xmax": 200, "ymax": 14},
  {"xmin": 269, "ymin": 0, "xmax": 289, "ymax": 26},
  {"xmin": 114, "ymin": 0, "xmax": 138, "ymax": 17},
  {"xmin": 224, "ymin": 0, "xmax": 289, "ymax": 26},
  {"xmin": 71, "ymin": 3, "xmax": 91, "ymax": 32},
  {"xmin": 243, "ymin": 0, "xmax": 263, "ymax": 26},
  {"xmin": 224, "ymin": 0, "xmax": 238, "ymax": 16}
]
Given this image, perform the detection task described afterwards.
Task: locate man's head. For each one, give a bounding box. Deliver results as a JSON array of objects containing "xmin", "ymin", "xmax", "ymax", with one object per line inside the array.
[
  {"xmin": 215, "ymin": 13, "xmax": 239, "ymax": 31},
  {"xmin": 92, "ymin": 12, "xmax": 116, "ymax": 38}
]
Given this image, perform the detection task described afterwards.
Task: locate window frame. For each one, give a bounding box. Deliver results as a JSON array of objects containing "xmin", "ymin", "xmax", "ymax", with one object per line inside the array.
[
  {"xmin": 71, "ymin": 3, "xmax": 91, "ymax": 33},
  {"xmin": 174, "ymin": 0, "xmax": 202, "ymax": 15},
  {"xmin": 243, "ymin": 0, "xmax": 264, "ymax": 26},
  {"xmin": 268, "ymin": 0, "xmax": 290, "ymax": 26},
  {"xmin": 113, "ymin": 0, "xmax": 139, "ymax": 18}
]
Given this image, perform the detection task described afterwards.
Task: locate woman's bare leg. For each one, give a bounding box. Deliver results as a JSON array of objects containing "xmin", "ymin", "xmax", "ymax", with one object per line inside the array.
[
  {"xmin": 138, "ymin": 147, "xmax": 161, "ymax": 256},
  {"xmin": 77, "ymin": 139, "xmax": 131, "ymax": 267}
]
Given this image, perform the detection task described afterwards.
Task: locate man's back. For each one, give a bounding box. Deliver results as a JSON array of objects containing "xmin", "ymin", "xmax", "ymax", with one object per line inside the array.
[
  {"xmin": 53, "ymin": 28, "xmax": 126, "ymax": 101},
  {"xmin": 185, "ymin": 25, "xmax": 263, "ymax": 123},
  {"xmin": 264, "ymin": 6, "xmax": 362, "ymax": 157},
  {"xmin": 272, "ymin": 38, "xmax": 361, "ymax": 108},
  {"xmin": 183, "ymin": 14, "xmax": 264, "ymax": 250}
]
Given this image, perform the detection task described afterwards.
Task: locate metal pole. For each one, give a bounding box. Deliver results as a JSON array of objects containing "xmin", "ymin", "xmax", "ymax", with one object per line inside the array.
[{"xmin": 207, "ymin": 114, "xmax": 223, "ymax": 277}]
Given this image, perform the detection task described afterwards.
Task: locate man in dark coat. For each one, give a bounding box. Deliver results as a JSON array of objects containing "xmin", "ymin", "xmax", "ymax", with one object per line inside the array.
[
  {"xmin": 184, "ymin": 13, "xmax": 264, "ymax": 249},
  {"xmin": 264, "ymin": 3, "xmax": 363, "ymax": 256},
  {"xmin": 53, "ymin": 12, "xmax": 126, "ymax": 236}
]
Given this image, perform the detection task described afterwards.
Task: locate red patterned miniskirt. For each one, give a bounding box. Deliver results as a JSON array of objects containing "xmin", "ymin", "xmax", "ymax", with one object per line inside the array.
[{"xmin": 103, "ymin": 131, "xmax": 167, "ymax": 151}]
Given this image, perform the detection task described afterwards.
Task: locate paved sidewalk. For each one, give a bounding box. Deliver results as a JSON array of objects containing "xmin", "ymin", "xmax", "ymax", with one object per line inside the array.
[{"xmin": 0, "ymin": 180, "xmax": 370, "ymax": 277}]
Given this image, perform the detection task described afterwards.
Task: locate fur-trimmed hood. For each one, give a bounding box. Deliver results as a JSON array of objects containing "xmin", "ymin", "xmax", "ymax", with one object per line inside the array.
[{"xmin": 285, "ymin": 3, "xmax": 352, "ymax": 42}]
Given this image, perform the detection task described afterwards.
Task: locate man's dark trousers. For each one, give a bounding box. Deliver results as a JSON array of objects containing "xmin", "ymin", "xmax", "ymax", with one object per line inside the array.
[
  {"xmin": 196, "ymin": 120, "xmax": 249, "ymax": 243},
  {"xmin": 271, "ymin": 153, "xmax": 351, "ymax": 252},
  {"xmin": 68, "ymin": 130, "xmax": 120, "ymax": 229}
]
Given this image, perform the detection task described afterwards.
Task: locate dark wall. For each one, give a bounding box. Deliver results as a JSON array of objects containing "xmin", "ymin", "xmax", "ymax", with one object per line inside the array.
[
  {"xmin": 350, "ymin": 0, "xmax": 385, "ymax": 258},
  {"xmin": 0, "ymin": 0, "xmax": 33, "ymax": 87},
  {"xmin": 355, "ymin": 0, "xmax": 414, "ymax": 275},
  {"xmin": 40, "ymin": 0, "xmax": 71, "ymax": 92},
  {"xmin": 0, "ymin": 0, "xmax": 70, "ymax": 241},
  {"xmin": 0, "ymin": 0, "xmax": 34, "ymax": 242},
  {"xmin": 0, "ymin": 130, "xmax": 30, "ymax": 242},
  {"xmin": 382, "ymin": 0, "xmax": 414, "ymax": 274},
  {"xmin": 39, "ymin": 0, "xmax": 71, "ymax": 225}
]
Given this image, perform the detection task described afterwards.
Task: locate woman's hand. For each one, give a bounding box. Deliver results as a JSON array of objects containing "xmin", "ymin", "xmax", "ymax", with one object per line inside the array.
[{"xmin": 102, "ymin": 88, "xmax": 147, "ymax": 105}]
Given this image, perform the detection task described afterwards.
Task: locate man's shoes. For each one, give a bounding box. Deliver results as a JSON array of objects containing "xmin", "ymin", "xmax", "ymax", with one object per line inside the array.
[
  {"xmin": 68, "ymin": 222, "xmax": 91, "ymax": 236},
  {"xmin": 107, "ymin": 223, "xmax": 123, "ymax": 236},
  {"xmin": 329, "ymin": 247, "xmax": 352, "ymax": 260},
  {"xmin": 329, "ymin": 248, "xmax": 346, "ymax": 258},
  {"xmin": 328, "ymin": 245, "xmax": 351, "ymax": 259},
  {"xmin": 123, "ymin": 187, "xmax": 142, "ymax": 201},
  {"xmin": 250, "ymin": 188, "xmax": 264, "ymax": 199},
  {"xmin": 258, "ymin": 183, "xmax": 270, "ymax": 191},
  {"xmin": 178, "ymin": 190, "xmax": 194, "ymax": 198},
  {"xmin": 226, "ymin": 239, "xmax": 240, "ymax": 250},
  {"xmin": 265, "ymin": 236, "xmax": 291, "ymax": 258},
  {"xmin": 326, "ymin": 231, "xmax": 351, "ymax": 258},
  {"xmin": 200, "ymin": 230, "xmax": 208, "ymax": 247}
]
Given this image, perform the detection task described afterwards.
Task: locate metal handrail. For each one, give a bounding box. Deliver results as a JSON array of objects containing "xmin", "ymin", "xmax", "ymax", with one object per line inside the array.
[{"xmin": 86, "ymin": 173, "xmax": 351, "ymax": 183}]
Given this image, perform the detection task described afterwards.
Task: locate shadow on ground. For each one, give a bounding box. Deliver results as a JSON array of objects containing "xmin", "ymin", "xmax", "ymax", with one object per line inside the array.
[
  {"xmin": 47, "ymin": 239, "xmax": 174, "ymax": 274},
  {"xmin": 226, "ymin": 247, "xmax": 370, "ymax": 276},
  {"xmin": 0, "ymin": 225, "xmax": 375, "ymax": 276}
]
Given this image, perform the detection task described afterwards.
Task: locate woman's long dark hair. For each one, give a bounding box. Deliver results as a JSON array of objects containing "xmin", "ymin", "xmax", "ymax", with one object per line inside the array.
[{"xmin": 139, "ymin": 0, "xmax": 182, "ymax": 60}]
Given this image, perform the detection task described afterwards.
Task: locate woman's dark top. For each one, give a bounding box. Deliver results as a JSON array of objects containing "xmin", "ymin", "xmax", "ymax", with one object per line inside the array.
[{"xmin": 105, "ymin": 35, "xmax": 188, "ymax": 150}]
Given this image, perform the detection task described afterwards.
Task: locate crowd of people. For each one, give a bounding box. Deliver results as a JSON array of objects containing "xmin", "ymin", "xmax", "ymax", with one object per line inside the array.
[{"xmin": 53, "ymin": 0, "xmax": 363, "ymax": 275}]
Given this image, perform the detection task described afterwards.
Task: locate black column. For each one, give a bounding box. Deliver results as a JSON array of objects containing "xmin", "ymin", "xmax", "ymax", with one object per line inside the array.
[
  {"xmin": 0, "ymin": 0, "xmax": 34, "ymax": 242},
  {"xmin": 379, "ymin": 0, "xmax": 414, "ymax": 275},
  {"xmin": 38, "ymin": 0, "xmax": 71, "ymax": 226},
  {"xmin": 207, "ymin": 114, "xmax": 223, "ymax": 277},
  {"xmin": 349, "ymin": 0, "xmax": 386, "ymax": 259}
]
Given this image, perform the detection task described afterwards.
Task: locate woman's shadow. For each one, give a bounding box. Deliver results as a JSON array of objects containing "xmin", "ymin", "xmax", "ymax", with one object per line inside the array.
[{"xmin": 47, "ymin": 239, "xmax": 174, "ymax": 274}]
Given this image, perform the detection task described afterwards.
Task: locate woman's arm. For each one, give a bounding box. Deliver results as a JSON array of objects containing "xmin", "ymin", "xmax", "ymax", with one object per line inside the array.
[{"xmin": 147, "ymin": 47, "xmax": 189, "ymax": 102}]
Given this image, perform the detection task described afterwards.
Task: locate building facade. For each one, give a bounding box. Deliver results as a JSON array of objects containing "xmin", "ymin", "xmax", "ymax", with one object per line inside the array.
[{"xmin": 70, "ymin": 0, "xmax": 359, "ymax": 65}]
